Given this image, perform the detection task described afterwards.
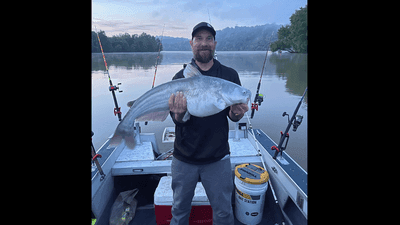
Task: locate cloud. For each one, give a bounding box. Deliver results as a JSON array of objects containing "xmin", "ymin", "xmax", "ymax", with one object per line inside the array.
[
  {"xmin": 182, "ymin": 0, "xmax": 223, "ymax": 12},
  {"xmin": 183, "ymin": 0, "xmax": 205, "ymax": 12},
  {"xmin": 167, "ymin": 25, "xmax": 187, "ymax": 31},
  {"xmin": 93, "ymin": 0, "xmax": 307, "ymax": 37},
  {"xmin": 152, "ymin": 10, "xmax": 160, "ymax": 18}
]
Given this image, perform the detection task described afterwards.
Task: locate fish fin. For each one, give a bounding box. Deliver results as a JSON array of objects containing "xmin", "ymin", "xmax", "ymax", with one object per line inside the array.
[
  {"xmin": 135, "ymin": 110, "xmax": 170, "ymax": 122},
  {"xmin": 124, "ymin": 134, "xmax": 136, "ymax": 149},
  {"xmin": 183, "ymin": 63, "xmax": 202, "ymax": 78},
  {"xmin": 127, "ymin": 100, "xmax": 136, "ymax": 107},
  {"xmin": 109, "ymin": 134, "xmax": 123, "ymax": 148}
]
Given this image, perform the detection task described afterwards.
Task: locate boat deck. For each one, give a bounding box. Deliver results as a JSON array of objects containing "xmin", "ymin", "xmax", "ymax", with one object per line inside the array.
[
  {"xmin": 92, "ymin": 127, "xmax": 307, "ymax": 225},
  {"xmin": 251, "ymin": 129, "xmax": 307, "ymax": 195}
]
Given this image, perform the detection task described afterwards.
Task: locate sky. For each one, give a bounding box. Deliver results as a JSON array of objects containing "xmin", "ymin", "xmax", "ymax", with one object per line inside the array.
[{"xmin": 92, "ymin": 0, "xmax": 307, "ymax": 38}]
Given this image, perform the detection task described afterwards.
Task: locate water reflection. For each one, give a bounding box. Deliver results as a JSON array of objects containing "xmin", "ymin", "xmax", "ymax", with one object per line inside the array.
[
  {"xmin": 270, "ymin": 53, "xmax": 307, "ymax": 98},
  {"xmin": 92, "ymin": 52, "xmax": 164, "ymax": 71},
  {"xmin": 91, "ymin": 51, "xmax": 307, "ymax": 100},
  {"xmin": 216, "ymin": 51, "xmax": 307, "ymax": 104}
]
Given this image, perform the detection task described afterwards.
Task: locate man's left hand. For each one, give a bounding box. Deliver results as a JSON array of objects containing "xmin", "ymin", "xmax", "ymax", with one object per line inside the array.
[
  {"xmin": 229, "ymin": 103, "xmax": 249, "ymax": 121},
  {"xmin": 230, "ymin": 103, "xmax": 249, "ymax": 115}
]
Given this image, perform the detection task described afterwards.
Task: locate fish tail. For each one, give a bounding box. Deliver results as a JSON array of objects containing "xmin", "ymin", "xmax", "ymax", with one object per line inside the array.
[
  {"xmin": 124, "ymin": 134, "xmax": 136, "ymax": 149},
  {"xmin": 109, "ymin": 131, "xmax": 137, "ymax": 149},
  {"xmin": 109, "ymin": 133, "xmax": 123, "ymax": 147}
]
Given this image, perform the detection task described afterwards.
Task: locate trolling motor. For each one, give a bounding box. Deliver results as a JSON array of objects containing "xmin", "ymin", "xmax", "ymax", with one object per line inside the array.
[{"xmin": 272, "ymin": 87, "xmax": 307, "ymax": 163}]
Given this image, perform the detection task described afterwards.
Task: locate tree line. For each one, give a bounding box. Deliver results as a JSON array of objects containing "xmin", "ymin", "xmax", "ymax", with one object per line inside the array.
[
  {"xmin": 270, "ymin": 5, "xmax": 307, "ymax": 53},
  {"xmin": 215, "ymin": 23, "xmax": 280, "ymax": 51},
  {"xmin": 92, "ymin": 31, "xmax": 163, "ymax": 53},
  {"xmin": 160, "ymin": 23, "xmax": 280, "ymax": 51}
]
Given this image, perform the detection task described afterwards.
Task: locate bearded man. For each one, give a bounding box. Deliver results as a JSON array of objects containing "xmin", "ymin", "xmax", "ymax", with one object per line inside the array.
[{"xmin": 168, "ymin": 22, "xmax": 249, "ymax": 225}]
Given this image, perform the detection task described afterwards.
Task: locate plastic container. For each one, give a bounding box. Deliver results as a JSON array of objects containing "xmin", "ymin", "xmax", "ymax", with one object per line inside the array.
[
  {"xmin": 234, "ymin": 163, "xmax": 269, "ymax": 225},
  {"xmin": 154, "ymin": 176, "xmax": 212, "ymax": 225}
]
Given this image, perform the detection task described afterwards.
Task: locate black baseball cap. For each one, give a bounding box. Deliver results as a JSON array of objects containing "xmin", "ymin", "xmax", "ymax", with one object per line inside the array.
[{"xmin": 191, "ymin": 22, "xmax": 216, "ymax": 39}]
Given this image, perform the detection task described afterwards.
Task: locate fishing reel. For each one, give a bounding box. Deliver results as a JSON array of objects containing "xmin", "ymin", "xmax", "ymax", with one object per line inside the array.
[
  {"xmin": 255, "ymin": 93, "xmax": 264, "ymax": 106},
  {"xmin": 293, "ymin": 115, "xmax": 303, "ymax": 131},
  {"xmin": 251, "ymin": 93, "xmax": 264, "ymax": 117},
  {"xmin": 109, "ymin": 82, "xmax": 123, "ymax": 93},
  {"xmin": 282, "ymin": 112, "xmax": 303, "ymax": 132}
]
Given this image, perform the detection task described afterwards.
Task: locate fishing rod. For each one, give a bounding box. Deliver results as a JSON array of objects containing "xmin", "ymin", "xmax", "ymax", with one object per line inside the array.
[
  {"xmin": 207, "ymin": 9, "xmax": 217, "ymax": 59},
  {"xmin": 151, "ymin": 24, "xmax": 165, "ymax": 89},
  {"xmin": 250, "ymin": 31, "xmax": 274, "ymax": 119},
  {"xmin": 91, "ymin": 131, "xmax": 105, "ymax": 181},
  {"xmin": 95, "ymin": 26, "xmax": 123, "ymax": 121},
  {"xmin": 272, "ymin": 87, "xmax": 308, "ymax": 160}
]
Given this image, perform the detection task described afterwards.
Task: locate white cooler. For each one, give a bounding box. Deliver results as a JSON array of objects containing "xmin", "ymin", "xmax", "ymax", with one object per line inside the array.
[{"xmin": 154, "ymin": 176, "xmax": 213, "ymax": 225}]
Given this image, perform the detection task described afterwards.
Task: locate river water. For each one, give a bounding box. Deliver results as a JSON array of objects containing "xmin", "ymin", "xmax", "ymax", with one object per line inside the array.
[{"xmin": 92, "ymin": 51, "xmax": 307, "ymax": 171}]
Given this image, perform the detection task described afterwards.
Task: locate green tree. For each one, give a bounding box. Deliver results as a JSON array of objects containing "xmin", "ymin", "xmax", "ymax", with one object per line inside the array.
[
  {"xmin": 270, "ymin": 25, "xmax": 292, "ymax": 52},
  {"xmin": 270, "ymin": 5, "xmax": 307, "ymax": 53},
  {"xmin": 289, "ymin": 5, "xmax": 307, "ymax": 53},
  {"xmin": 98, "ymin": 30, "xmax": 113, "ymax": 52},
  {"xmin": 278, "ymin": 25, "xmax": 291, "ymax": 47},
  {"xmin": 92, "ymin": 31, "xmax": 100, "ymax": 53},
  {"xmin": 92, "ymin": 30, "xmax": 162, "ymax": 53}
]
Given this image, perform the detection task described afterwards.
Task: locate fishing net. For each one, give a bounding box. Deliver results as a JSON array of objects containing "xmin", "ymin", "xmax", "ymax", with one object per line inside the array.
[{"xmin": 109, "ymin": 188, "xmax": 139, "ymax": 225}]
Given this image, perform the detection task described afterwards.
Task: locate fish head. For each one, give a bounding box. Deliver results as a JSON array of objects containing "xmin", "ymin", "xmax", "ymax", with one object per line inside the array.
[{"xmin": 222, "ymin": 85, "xmax": 251, "ymax": 106}]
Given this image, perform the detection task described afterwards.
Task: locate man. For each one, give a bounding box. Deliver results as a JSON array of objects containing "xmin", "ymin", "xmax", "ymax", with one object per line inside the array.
[{"xmin": 168, "ymin": 22, "xmax": 249, "ymax": 225}]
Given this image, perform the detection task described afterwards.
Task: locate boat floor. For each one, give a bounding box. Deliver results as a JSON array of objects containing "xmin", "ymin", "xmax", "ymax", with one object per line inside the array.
[{"xmin": 96, "ymin": 176, "xmax": 282, "ymax": 225}]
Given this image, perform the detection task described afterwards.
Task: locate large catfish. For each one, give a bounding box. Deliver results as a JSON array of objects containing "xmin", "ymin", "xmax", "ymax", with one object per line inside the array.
[{"xmin": 109, "ymin": 63, "xmax": 251, "ymax": 149}]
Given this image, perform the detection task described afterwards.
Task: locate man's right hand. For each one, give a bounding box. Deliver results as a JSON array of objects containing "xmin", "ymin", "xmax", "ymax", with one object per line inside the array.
[{"xmin": 169, "ymin": 91, "xmax": 187, "ymax": 122}]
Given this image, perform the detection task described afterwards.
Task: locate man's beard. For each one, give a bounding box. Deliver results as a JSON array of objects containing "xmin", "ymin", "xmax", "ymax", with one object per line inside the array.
[{"xmin": 194, "ymin": 49, "xmax": 214, "ymax": 63}]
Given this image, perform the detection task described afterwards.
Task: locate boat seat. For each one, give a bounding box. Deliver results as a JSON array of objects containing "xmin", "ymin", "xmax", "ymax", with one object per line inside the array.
[
  {"xmin": 112, "ymin": 138, "xmax": 262, "ymax": 176},
  {"xmin": 115, "ymin": 141, "xmax": 155, "ymax": 163}
]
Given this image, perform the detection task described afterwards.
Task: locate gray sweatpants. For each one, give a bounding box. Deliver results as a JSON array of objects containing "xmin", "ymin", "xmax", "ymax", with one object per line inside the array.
[{"xmin": 170, "ymin": 156, "xmax": 234, "ymax": 225}]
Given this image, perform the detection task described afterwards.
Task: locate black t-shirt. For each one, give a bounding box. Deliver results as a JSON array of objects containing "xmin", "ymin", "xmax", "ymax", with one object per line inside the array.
[{"xmin": 170, "ymin": 58, "xmax": 241, "ymax": 165}]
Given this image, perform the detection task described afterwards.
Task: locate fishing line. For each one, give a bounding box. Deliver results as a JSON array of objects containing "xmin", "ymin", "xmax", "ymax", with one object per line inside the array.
[
  {"xmin": 207, "ymin": 9, "xmax": 212, "ymax": 24},
  {"xmin": 151, "ymin": 24, "xmax": 165, "ymax": 89},
  {"xmin": 94, "ymin": 26, "xmax": 122, "ymax": 121},
  {"xmin": 145, "ymin": 24, "xmax": 165, "ymax": 126},
  {"xmin": 207, "ymin": 9, "xmax": 217, "ymax": 59}
]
